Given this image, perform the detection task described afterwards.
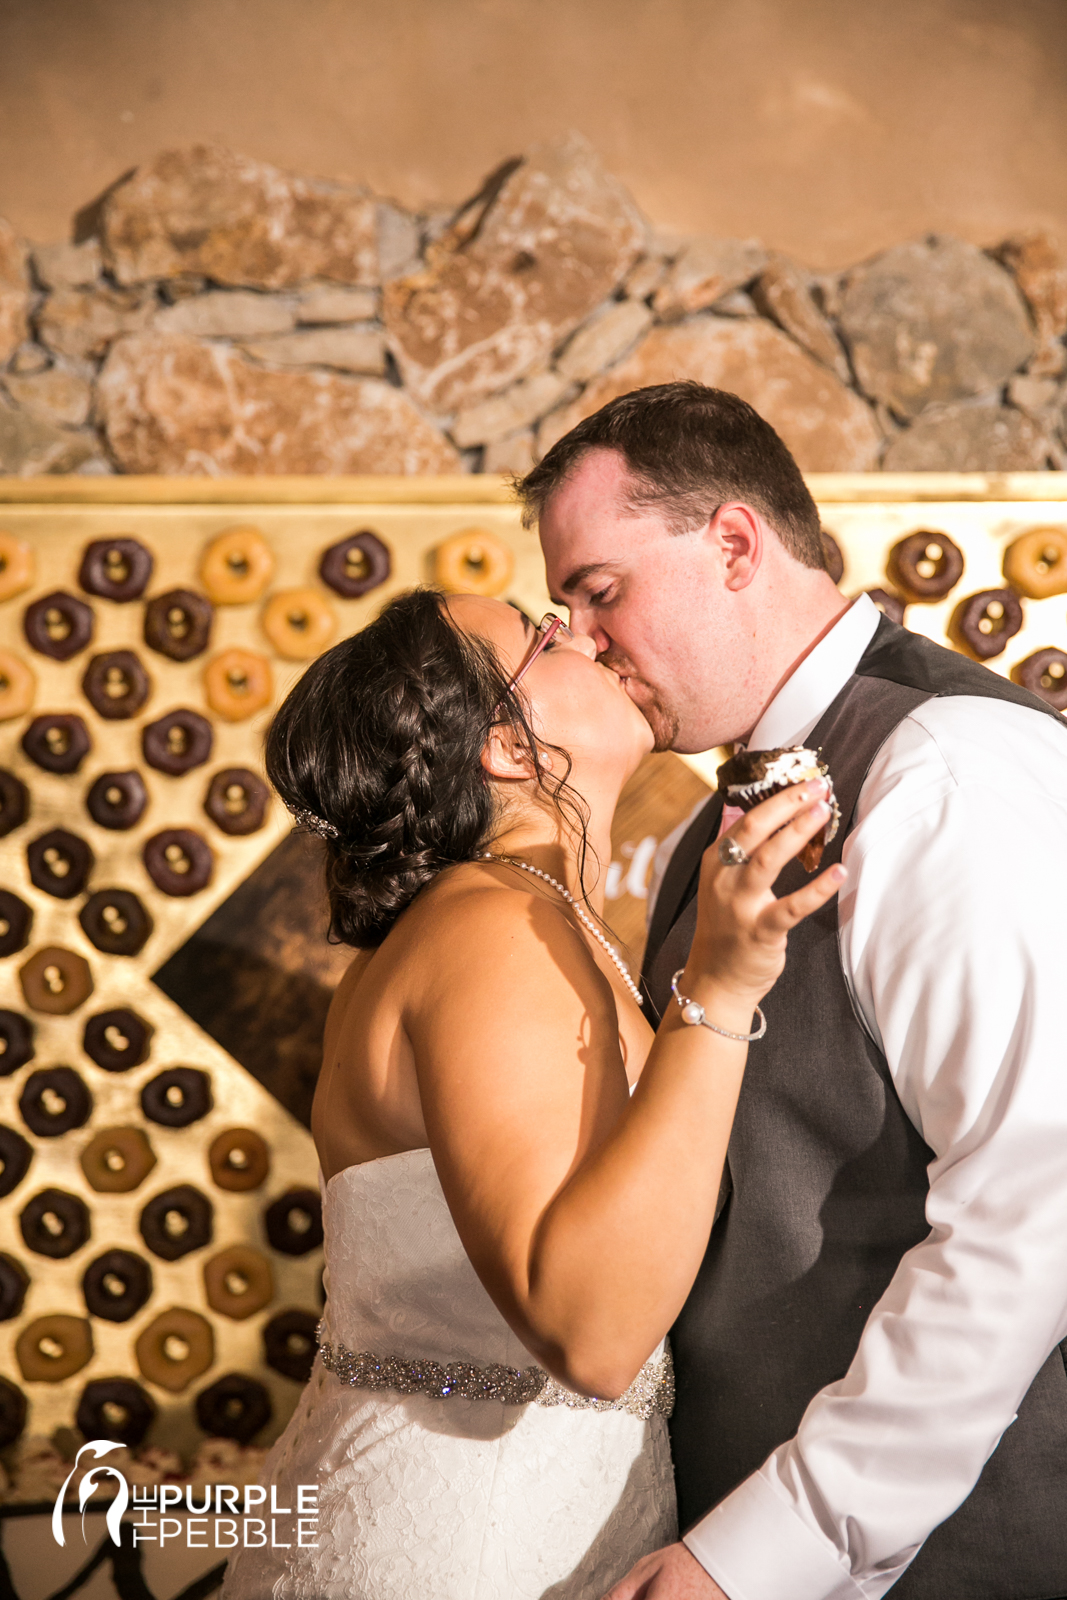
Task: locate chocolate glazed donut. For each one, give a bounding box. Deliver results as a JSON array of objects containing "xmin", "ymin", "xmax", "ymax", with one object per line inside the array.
[
  {"xmin": 139, "ymin": 1184, "xmax": 214, "ymax": 1261},
  {"xmin": 0, "ymin": 1377, "xmax": 26, "ymax": 1448},
  {"xmin": 0, "ymin": 1126, "xmax": 33, "ymax": 1198},
  {"xmin": 76, "ymin": 1377, "xmax": 156, "ymax": 1447},
  {"xmin": 20, "ymin": 1187, "xmax": 90, "ymax": 1258},
  {"xmin": 319, "ymin": 531, "xmax": 392, "ymax": 597},
  {"xmin": 264, "ymin": 1188, "xmax": 324, "ymax": 1255},
  {"xmin": 26, "ymin": 829, "xmax": 94, "ymax": 900},
  {"xmin": 0, "ymin": 769, "xmax": 28, "ymax": 838},
  {"xmin": 142, "ymin": 710, "xmax": 213, "ymax": 777},
  {"xmin": 195, "ymin": 1373, "xmax": 272, "ymax": 1444},
  {"xmin": 82, "ymin": 1008, "xmax": 153, "ymax": 1072},
  {"xmin": 19, "ymin": 1067, "xmax": 93, "ymax": 1138},
  {"xmin": 23, "ymin": 591, "xmax": 94, "ymax": 661},
  {"xmin": 1011, "ymin": 648, "xmax": 1067, "ymax": 711},
  {"xmin": 0, "ymin": 891, "xmax": 33, "ymax": 958},
  {"xmin": 141, "ymin": 1067, "xmax": 212, "ymax": 1128},
  {"xmin": 0, "ymin": 1013, "xmax": 35, "ymax": 1078},
  {"xmin": 21, "ymin": 713, "xmax": 91, "ymax": 775},
  {"xmin": 79, "ymin": 889, "xmax": 153, "ymax": 957},
  {"xmin": 143, "ymin": 589, "xmax": 214, "ymax": 662},
  {"xmin": 82, "ymin": 1248, "xmax": 153, "ymax": 1323},
  {"xmin": 263, "ymin": 1309, "xmax": 320, "ymax": 1381},
  {"xmin": 81, "ymin": 650, "xmax": 151, "ymax": 721},
  {"xmin": 86, "ymin": 770, "xmax": 148, "ymax": 831},
  {"xmin": 78, "ymin": 538, "xmax": 154, "ymax": 602},
  {"xmin": 203, "ymin": 768, "xmax": 270, "ymax": 835},
  {"xmin": 0, "ymin": 1254, "xmax": 29, "ymax": 1322},
  {"xmin": 142, "ymin": 829, "xmax": 213, "ymax": 896}
]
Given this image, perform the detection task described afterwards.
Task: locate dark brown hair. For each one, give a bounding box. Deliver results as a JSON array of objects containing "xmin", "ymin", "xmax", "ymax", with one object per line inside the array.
[
  {"xmin": 517, "ymin": 380, "xmax": 824, "ymax": 569},
  {"xmin": 265, "ymin": 587, "xmax": 592, "ymax": 948}
]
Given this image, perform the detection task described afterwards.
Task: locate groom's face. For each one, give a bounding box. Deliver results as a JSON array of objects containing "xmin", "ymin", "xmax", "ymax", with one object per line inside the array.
[{"xmin": 538, "ymin": 448, "xmax": 736, "ymax": 754}]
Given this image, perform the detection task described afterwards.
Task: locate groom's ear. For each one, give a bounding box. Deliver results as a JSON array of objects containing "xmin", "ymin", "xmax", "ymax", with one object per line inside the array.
[
  {"xmin": 711, "ymin": 503, "xmax": 763, "ymax": 591},
  {"xmin": 481, "ymin": 725, "xmax": 538, "ymax": 782}
]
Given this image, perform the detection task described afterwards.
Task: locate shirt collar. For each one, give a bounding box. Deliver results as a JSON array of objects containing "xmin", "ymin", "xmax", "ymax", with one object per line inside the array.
[{"xmin": 745, "ymin": 594, "xmax": 880, "ymax": 751}]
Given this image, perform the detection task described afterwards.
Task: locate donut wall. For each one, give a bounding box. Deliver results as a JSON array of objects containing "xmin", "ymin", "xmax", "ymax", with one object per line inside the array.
[{"xmin": 0, "ymin": 471, "xmax": 1063, "ymax": 1469}]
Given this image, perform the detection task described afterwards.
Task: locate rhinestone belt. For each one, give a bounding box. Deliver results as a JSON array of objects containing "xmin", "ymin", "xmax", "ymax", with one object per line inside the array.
[{"xmin": 316, "ymin": 1328, "xmax": 674, "ymax": 1421}]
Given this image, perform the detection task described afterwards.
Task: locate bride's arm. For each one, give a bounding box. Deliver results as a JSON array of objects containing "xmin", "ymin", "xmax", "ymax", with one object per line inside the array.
[{"xmin": 405, "ymin": 781, "xmax": 841, "ymax": 1399}]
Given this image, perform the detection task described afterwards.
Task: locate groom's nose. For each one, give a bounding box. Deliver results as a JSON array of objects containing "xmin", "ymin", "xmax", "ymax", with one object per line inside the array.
[{"xmin": 565, "ymin": 603, "xmax": 611, "ymax": 656}]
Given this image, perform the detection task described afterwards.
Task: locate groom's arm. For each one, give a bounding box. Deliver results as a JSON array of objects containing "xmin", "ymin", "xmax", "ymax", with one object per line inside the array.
[{"xmin": 611, "ymin": 699, "xmax": 1067, "ymax": 1600}]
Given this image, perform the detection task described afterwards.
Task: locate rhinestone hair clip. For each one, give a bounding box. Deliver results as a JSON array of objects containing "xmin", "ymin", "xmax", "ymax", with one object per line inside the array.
[{"xmin": 293, "ymin": 807, "xmax": 340, "ymax": 841}]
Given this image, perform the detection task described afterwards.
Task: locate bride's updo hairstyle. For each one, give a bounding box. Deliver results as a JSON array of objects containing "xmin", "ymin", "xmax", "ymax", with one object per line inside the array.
[{"xmin": 266, "ymin": 586, "xmax": 587, "ymax": 948}]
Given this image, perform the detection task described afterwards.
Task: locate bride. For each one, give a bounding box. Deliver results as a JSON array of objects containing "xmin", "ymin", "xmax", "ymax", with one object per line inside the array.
[{"xmin": 221, "ymin": 586, "xmax": 840, "ymax": 1600}]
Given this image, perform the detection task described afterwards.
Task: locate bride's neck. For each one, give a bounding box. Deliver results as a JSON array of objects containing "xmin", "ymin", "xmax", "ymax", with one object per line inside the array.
[{"xmin": 488, "ymin": 788, "xmax": 616, "ymax": 916}]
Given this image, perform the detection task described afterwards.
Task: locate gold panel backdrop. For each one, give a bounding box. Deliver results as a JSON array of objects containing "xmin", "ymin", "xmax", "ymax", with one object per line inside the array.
[{"xmin": 0, "ymin": 472, "xmax": 1064, "ymax": 1463}]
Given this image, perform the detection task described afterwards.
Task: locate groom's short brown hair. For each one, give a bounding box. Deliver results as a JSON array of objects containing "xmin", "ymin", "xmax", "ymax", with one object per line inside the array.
[{"xmin": 517, "ymin": 380, "xmax": 826, "ymax": 571}]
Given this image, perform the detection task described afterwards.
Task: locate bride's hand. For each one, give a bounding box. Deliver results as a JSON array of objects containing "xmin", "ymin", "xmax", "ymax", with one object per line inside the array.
[{"xmin": 684, "ymin": 780, "xmax": 845, "ymax": 1010}]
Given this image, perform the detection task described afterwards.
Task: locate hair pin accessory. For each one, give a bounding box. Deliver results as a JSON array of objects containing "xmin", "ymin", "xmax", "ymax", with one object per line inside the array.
[{"xmin": 293, "ymin": 807, "xmax": 340, "ymax": 841}]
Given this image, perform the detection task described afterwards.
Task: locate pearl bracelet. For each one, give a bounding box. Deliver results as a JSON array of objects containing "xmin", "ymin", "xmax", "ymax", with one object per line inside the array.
[{"xmin": 669, "ymin": 970, "xmax": 767, "ymax": 1042}]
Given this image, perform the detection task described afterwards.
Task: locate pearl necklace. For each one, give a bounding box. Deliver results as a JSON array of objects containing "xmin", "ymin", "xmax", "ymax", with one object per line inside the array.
[{"xmin": 483, "ymin": 854, "xmax": 644, "ymax": 1007}]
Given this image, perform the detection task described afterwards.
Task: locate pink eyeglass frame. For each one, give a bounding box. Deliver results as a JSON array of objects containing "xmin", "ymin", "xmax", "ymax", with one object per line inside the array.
[{"xmin": 495, "ymin": 612, "xmax": 572, "ymax": 713}]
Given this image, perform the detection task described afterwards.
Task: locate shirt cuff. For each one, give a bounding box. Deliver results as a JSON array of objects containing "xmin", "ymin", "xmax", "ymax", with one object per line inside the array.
[{"xmin": 682, "ymin": 1470, "xmax": 866, "ymax": 1600}]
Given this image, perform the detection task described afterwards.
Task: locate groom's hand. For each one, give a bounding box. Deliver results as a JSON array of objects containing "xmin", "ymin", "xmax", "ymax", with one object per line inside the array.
[{"xmin": 602, "ymin": 1541, "xmax": 729, "ymax": 1599}]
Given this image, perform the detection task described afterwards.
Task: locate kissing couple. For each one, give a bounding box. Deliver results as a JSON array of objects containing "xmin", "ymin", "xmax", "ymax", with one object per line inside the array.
[{"xmin": 223, "ymin": 382, "xmax": 1067, "ymax": 1600}]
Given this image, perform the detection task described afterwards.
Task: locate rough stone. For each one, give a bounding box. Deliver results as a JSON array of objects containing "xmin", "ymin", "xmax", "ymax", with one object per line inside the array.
[
  {"xmin": 154, "ymin": 290, "xmax": 296, "ymax": 339},
  {"xmin": 383, "ymin": 134, "xmax": 645, "ymax": 414},
  {"xmin": 451, "ymin": 370, "xmax": 572, "ymax": 448},
  {"xmin": 882, "ymin": 399, "xmax": 1052, "ymax": 471},
  {"xmin": 31, "ymin": 239, "xmax": 102, "ymax": 290},
  {"xmin": 3, "ymin": 365, "xmax": 93, "ymax": 427},
  {"xmin": 555, "ymin": 299, "xmax": 653, "ymax": 383},
  {"xmin": 0, "ymin": 219, "xmax": 30, "ymax": 367},
  {"xmin": 296, "ymin": 285, "xmax": 379, "ymax": 324},
  {"xmin": 995, "ymin": 232, "xmax": 1067, "ymax": 377},
  {"xmin": 752, "ymin": 257, "xmax": 851, "ymax": 383},
  {"xmin": 839, "ymin": 236, "xmax": 1035, "ymax": 418},
  {"xmin": 710, "ymin": 289, "xmax": 758, "ymax": 317},
  {"xmin": 96, "ymin": 332, "xmax": 459, "ymax": 474},
  {"xmin": 240, "ymin": 326, "xmax": 386, "ymax": 375},
  {"xmin": 376, "ymin": 204, "xmax": 422, "ymax": 282},
  {"xmin": 483, "ymin": 430, "xmax": 535, "ymax": 475},
  {"xmin": 623, "ymin": 256, "xmax": 668, "ymax": 301},
  {"xmin": 36, "ymin": 285, "xmax": 156, "ymax": 362},
  {"xmin": 102, "ymin": 145, "xmax": 379, "ymax": 290},
  {"xmin": 537, "ymin": 316, "xmax": 881, "ymax": 471},
  {"xmin": 1007, "ymin": 373, "xmax": 1061, "ymax": 420},
  {"xmin": 8, "ymin": 343, "xmax": 49, "ymax": 375},
  {"xmin": 652, "ymin": 237, "xmax": 767, "ymax": 320},
  {"xmin": 0, "ymin": 405, "xmax": 101, "ymax": 474}
]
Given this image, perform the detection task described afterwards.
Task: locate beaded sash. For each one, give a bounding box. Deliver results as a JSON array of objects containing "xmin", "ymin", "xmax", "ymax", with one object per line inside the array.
[{"xmin": 316, "ymin": 1328, "xmax": 674, "ymax": 1421}]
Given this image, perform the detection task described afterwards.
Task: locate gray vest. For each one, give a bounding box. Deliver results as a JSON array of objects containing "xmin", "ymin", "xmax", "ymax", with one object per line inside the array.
[{"xmin": 643, "ymin": 617, "xmax": 1067, "ymax": 1599}]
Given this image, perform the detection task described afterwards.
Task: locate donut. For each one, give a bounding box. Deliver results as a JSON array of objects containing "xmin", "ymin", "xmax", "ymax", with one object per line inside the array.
[
  {"xmin": 139, "ymin": 1184, "xmax": 214, "ymax": 1261},
  {"xmin": 78, "ymin": 538, "xmax": 154, "ymax": 603},
  {"xmin": 20, "ymin": 1187, "xmax": 91, "ymax": 1258},
  {"xmin": 21, "ymin": 713, "xmax": 91, "ymax": 774},
  {"xmin": 0, "ymin": 650, "xmax": 36, "ymax": 723},
  {"xmin": 142, "ymin": 709, "xmax": 214, "ymax": 777},
  {"xmin": 0, "ymin": 891, "xmax": 33, "ymax": 958},
  {"xmin": 203, "ymin": 768, "xmax": 270, "ymax": 836},
  {"xmin": 76, "ymin": 1377, "xmax": 156, "ymax": 1447},
  {"xmin": 200, "ymin": 527, "xmax": 274, "ymax": 605},
  {"xmin": 264, "ymin": 1188, "xmax": 324, "ymax": 1256},
  {"xmin": 209, "ymin": 1128, "xmax": 270, "ymax": 1192},
  {"xmin": 1012, "ymin": 648, "xmax": 1067, "ymax": 711},
  {"xmin": 19, "ymin": 1067, "xmax": 92, "ymax": 1138},
  {"xmin": 16, "ymin": 1314, "xmax": 93, "ymax": 1383},
  {"xmin": 135, "ymin": 1307, "xmax": 214, "ymax": 1393},
  {"xmin": 0, "ymin": 1376, "xmax": 27, "ymax": 1448},
  {"xmin": 433, "ymin": 530, "xmax": 514, "ymax": 596},
  {"xmin": 23, "ymin": 591, "xmax": 95, "ymax": 661},
  {"xmin": 203, "ymin": 1245, "xmax": 275, "ymax": 1320},
  {"xmin": 863, "ymin": 588, "xmax": 907, "ymax": 626},
  {"xmin": 263, "ymin": 1309, "xmax": 319, "ymax": 1382},
  {"xmin": 79, "ymin": 889, "xmax": 153, "ymax": 957},
  {"xmin": 0, "ymin": 1127, "xmax": 33, "ymax": 1199},
  {"xmin": 887, "ymin": 531, "xmax": 965, "ymax": 602},
  {"xmin": 0, "ymin": 533, "xmax": 34, "ymax": 603},
  {"xmin": 0, "ymin": 769, "xmax": 28, "ymax": 838},
  {"xmin": 141, "ymin": 1067, "xmax": 212, "ymax": 1129},
  {"xmin": 1003, "ymin": 527, "xmax": 1067, "ymax": 600},
  {"xmin": 0, "ymin": 1012, "xmax": 35, "ymax": 1078},
  {"xmin": 0, "ymin": 1254, "xmax": 28, "ymax": 1322},
  {"xmin": 949, "ymin": 588, "xmax": 1024, "ymax": 662},
  {"xmin": 194, "ymin": 1373, "xmax": 271, "ymax": 1443},
  {"xmin": 203, "ymin": 648, "xmax": 273, "ymax": 722},
  {"xmin": 261, "ymin": 588, "xmax": 338, "ymax": 660},
  {"xmin": 19, "ymin": 946, "xmax": 94, "ymax": 1015},
  {"xmin": 81, "ymin": 1248, "xmax": 153, "ymax": 1323},
  {"xmin": 820, "ymin": 530, "xmax": 845, "ymax": 585},
  {"xmin": 80, "ymin": 1126, "xmax": 157, "ymax": 1193},
  {"xmin": 143, "ymin": 588, "xmax": 214, "ymax": 662},
  {"xmin": 86, "ymin": 769, "xmax": 148, "ymax": 831},
  {"xmin": 143, "ymin": 829, "xmax": 214, "ymax": 896},
  {"xmin": 26, "ymin": 828, "xmax": 94, "ymax": 900},
  {"xmin": 82, "ymin": 1008, "xmax": 153, "ymax": 1073},
  {"xmin": 320, "ymin": 531, "xmax": 392, "ymax": 598},
  {"xmin": 81, "ymin": 650, "xmax": 151, "ymax": 721}
]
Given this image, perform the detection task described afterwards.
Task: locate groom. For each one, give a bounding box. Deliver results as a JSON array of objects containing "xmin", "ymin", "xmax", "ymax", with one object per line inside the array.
[{"xmin": 521, "ymin": 381, "xmax": 1067, "ymax": 1600}]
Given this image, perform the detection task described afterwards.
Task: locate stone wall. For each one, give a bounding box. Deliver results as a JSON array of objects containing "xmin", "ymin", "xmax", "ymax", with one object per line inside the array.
[{"xmin": 1, "ymin": 136, "xmax": 1065, "ymax": 479}]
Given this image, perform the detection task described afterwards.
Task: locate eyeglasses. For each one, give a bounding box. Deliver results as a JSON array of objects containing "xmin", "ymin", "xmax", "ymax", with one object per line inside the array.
[{"xmin": 497, "ymin": 613, "xmax": 574, "ymax": 708}]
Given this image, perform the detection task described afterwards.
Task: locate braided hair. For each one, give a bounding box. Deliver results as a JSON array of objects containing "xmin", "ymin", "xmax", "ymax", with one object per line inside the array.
[{"xmin": 265, "ymin": 586, "xmax": 591, "ymax": 948}]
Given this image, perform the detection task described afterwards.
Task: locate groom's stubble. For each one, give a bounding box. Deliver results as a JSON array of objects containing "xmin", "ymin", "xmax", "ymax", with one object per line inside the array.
[{"xmin": 597, "ymin": 646, "xmax": 681, "ymax": 753}]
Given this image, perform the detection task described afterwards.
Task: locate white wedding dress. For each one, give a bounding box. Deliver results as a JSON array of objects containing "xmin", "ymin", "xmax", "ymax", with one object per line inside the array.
[{"xmin": 223, "ymin": 1148, "xmax": 677, "ymax": 1599}]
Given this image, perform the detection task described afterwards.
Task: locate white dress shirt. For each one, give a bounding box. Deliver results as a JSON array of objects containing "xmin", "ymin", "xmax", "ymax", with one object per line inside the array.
[{"xmin": 670, "ymin": 595, "xmax": 1067, "ymax": 1599}]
